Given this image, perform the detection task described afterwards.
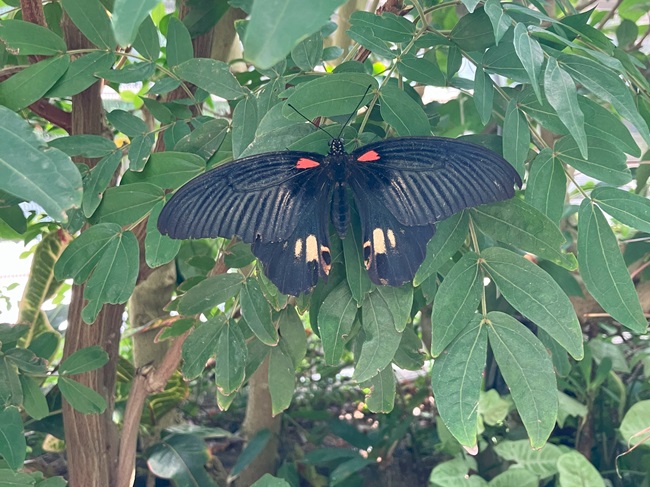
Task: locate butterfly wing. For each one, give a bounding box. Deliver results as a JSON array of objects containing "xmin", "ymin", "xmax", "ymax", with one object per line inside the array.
[
  {"xmin": 349, "ymin": 137, "xmax": 522, "ymax": 227},
  {"xmin": 158, "ymin": 151, "xmax": 333, "ymax": 295},
  {"xmin": 348, "ymin": 136, "xmax": 520, "ymax": 286}
]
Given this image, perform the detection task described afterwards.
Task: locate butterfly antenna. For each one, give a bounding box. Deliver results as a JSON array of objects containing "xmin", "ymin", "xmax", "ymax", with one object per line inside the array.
[
  {"xmin": 337, "ymin": 84, "xmax": 373, "ymax": 139},
  {"xmin": 287, "ymin": 103, "xmax": 335, "ymax": 138}
]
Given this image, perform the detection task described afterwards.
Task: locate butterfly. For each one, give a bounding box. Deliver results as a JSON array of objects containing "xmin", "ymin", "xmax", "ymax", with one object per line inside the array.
[{"xmin": 157, "ymin": 135, "xmax": 522, "ymax": 296}]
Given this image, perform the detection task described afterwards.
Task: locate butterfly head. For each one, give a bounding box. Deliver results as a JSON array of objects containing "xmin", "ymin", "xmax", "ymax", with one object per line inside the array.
[{"xmin": 328, "ymin": 138, "xmax": 345, "ymax": 156}]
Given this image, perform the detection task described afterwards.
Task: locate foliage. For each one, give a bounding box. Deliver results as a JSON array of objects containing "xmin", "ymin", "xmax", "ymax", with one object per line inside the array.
[{"xmin": 0, "ymin": 0, "xmax": 648, "ymax": 485}]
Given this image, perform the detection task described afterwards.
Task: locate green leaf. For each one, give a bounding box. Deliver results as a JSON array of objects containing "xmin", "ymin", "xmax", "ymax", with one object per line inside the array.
[
  {"xmin": 91, "ymin": 182, "xmax": 163, "ymax": 226},
  {"xmin": 243, "ymin": 0, "xmax": 346, "ymax": 69},
  {"xmin": 348, "ymin": 11, "xmax": 415, "ymax": 42},
  {"xmin": 127, "ymin": 133, "xmax": 155, "ymax": 171},
  {"xmin": 0, "ymin": 407, "xmax": 25, "ymax": 471},
  {"xmin": 450, "ymin": 8, "xmax": 495, "ymax": 51},
  {"xmin": 343, "ymin": 207, "xmax": 373, "ymax": 304},
  {"xmin": 182, "ymin": 0, "xmax": 230, "ymax": 38},
  {"xmin": 354, "ymin": 289, "xmax": 403, "ymax": 382},
  {"xmin": 181, "ymin": 316, "xmax": 225, "ymax": 379},
  {"xmin": 489, "ymin": 469, "xmax": 539, "ymax": 487},
  {"xmin": 54, "ymin": 225, "xmax": 117, "ymax": 285},
  {"xmin": 471, "ymin": 199, "xmax": 577, "ymax": 270},
  {"xmin": 525, "ymin": 149, "xmax": 566, "ymax": 225},
  {"xmin": 133, "ymin": 15, "xmax": 160, "ymax": 61},
  {"xmin": 251, "ymin": 474, "xmax": 291, "ymax": 487},
  {"xmin": 215, "ymin": 323, "xmax": 247, "ymax": 395},
  {"xmin": 555, "ymin": 135, "xmax": 630, "ymax": 186},
  {"xmin": 461, "ymin": 0, "xmax": 481, "ymax": 13},
  {"xmin": 177, "ymin": 274, "xmax": 244, "ymax": 315},
  {"xmin": 166, "ymin": 17, "xmax": 193, "ymax": 67},
  {"xmin": 268, "ymin": 344, "xmax": 296, "ymax": 415},
  {"xmin": 414, "ymin": 211, "xmax": 468, "ymax": 286},
  {"xmin": 283, "ymin": 73, "xmax": 377, "ymax": 119},
  {"xmin": 232, "ymin": 96, "xmax": 259, "ymax": 159},
  {"xmin": 473, "ymin": 66, "xmax": 493, "ymax": 125},
  {"xmin": 482, "ymin": 247, "xmax": 583, "ymax": 359},
  {"xmin": 277, "ymin": 307, "xmax": 307, "ymax": 367},
  {"xmin": 19, "ymin": 376, "xmax": 49, "ymax": 421},
  {"xmin": 0, "ymin": 54, "xmax": 70, "ymax": 111},
  {"xmin": 375, "ymin": 285, "xmax": 413, "ymax": 332},
  {"xmin": 106, "ymin": 109, "xmax": 147, "ymax": 137},
  {"xmin": 61, "ymin": 0, "xmax": 115, "ymax": 48},
  {"xmin": 393, "ymin": 324, "xmax": 425, "ymax": 370},
  {"xmin": 348, "ymin": 24, "xmax": 396, "ymax": 59},
  {"xmin": 0, "ymin": 106, "xmax": 82, "ymax": 222},
  {"xmin": 558, "ymin": 53, "xmax": 650, "ymax": 146},
  {"xmin": 318, "ymin": 281, "xmax": 357, "ymax": 365},
  {"xmin": 147, "ymin": 434, "xmax": 218, "ymax": 487},
  {"xmin": 431, "ymin": 317, "xmax": 487, "ymax": 449},
  {"xmin": 398, "ymin": 57, "xmax": 445, "ymax": 86},
  {"xmin": 174, "ymin": 58, "xmax": 246, "ymax": 100},
  {"xmin": 502, "ymin": 99, "xmax": 529, "ymax": 176},
  {"xmin": 81, "ymin": 231, "xmax": 140, "ymax": 323},
  {"xmin": 577, "ymin": 201, "xmax": 647, "ymax": 333},
  {"xmin": 619, "ymin": 400, "xmax": 650, "ymax": 447},
  {"xmin": 544, "ymin": 57, "xmax": 587, "ymax": 158},
  {"xmin": 145, "ymin": 201, "xmax": 182, "ymax": 267},
  {"xmin": 493, "ymin": 440, "xmax": 562, "ymax": 478},
  {"xmin": 0, "ymin": 470, "xmax": 34, "ymax": 486},
  {"xmin": 591, "ymin": 187, "xmax": 650, "ymax": 233},
  {"xmin": 175, "ymin": 118, "xmax": 229, "ymax": 160},
  {"xmin": 487, "ymin": 311, "xmax": 557, "ymax": 447},
  {"xmin": 229, "ymin": 430, "xmax": 272, "ymax": 480},
  {"xmin": 484, "ymin": 41, "xmax": 528, "ymax": 83},
  {"xmin": 59, "ymin": 345, "xmax": 108, "ymax": 375},
  {"xmin": 380, "ymin": 84, "xmax": 430, "ymax": 136},
  {"xmin": 123, "ymin": 151, "xmax": 205, "ymax": 189},
  {"xmin": 111, "ymin": 0, "xmax": 160, "ymax": 47},
  {"xmin": 0, "ymin": 356, "xmax": 22, "ymax": 407},
  {"xmin": 49, "ymin": 135, "xmax": 116, "ymax": 158},
  {"xmin": 0, "ymin": 19, "xmax": 66, "ymax": 55},
  {"xmin": 513, "ymin": 23, "xmax": 543, "ymax": 103},
  {"xmin": 431, "ymin": 252, "xmax": 482, "ymax": 357},
  {"xmin": 363, "ymin": 365, "xmax": 395, "ymax": 413},
  {"xmin": 557, "ymin": 451, "xmax": 605, "ymax": 487},
  {"xmin": 96, "ymin": 62, "xmax": 155, "ymax": 83},
  {"xmin": 291, "ymin": 32, "xmax": 323, "ymax": 71},
  {"xmin": 58, "ymin": 376, "xmax": 107, "ymax": 414},
  {"xmin": 484, "ymin": 0, "xmax": 511, "ymax": 45},
  {"xmin": 47, "ymin": 50, "xmax": 116, "ymax": 98},
  {"xmin": 241, "ymin": 279, "xmax": 279, "ymax": 346}
]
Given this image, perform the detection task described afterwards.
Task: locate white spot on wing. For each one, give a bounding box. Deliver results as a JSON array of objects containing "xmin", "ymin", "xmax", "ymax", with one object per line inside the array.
[{"xmin": 306, "ymin": 234, "xmax": 318, "ymax": 262}]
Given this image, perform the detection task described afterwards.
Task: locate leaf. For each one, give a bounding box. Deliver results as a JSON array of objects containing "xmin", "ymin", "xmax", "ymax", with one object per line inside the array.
[
  {"xmin": 268, "ymin": 344, "xmax": 296, "ymax": 415},
  {"xmin": 176, "ymin": 273, "xmax": 244, "ymax": 315},
  {"xmin": 59, "ymin": 346, "xmax": 109, "ymax": 375},
  {"xmin": 0, "ymin": 407, "xmax": 25, "ymax": 471},
  {"xmin": 19, "ymin": 376, "xmax": 49, "ymax": 421},
  {"xmin": 489, "ymin": 469, "xmax": 539, "ymax": 487},
  {"xmin": 558, "ymin": 53, "xmax": 650, "ymax": 146},
  {"xmin": 431, "ymin": 252, "xmax": 482, "ymax": 357},
  {"xmin": 380, "ymin": 84, "xmax": 430, "ymax": 136},
  {"xmin": 502, "ymin": 99, "xmax": 529, "ymax": 177},
  {"xmin": 343, "ymin": 206, "xmax": 373, "ymax": 304},
  {"xmin": 0, "ymin": 54, "xmax": 70, "ymax": 111},
  {"xmin": 229, "ymin": 430, "xmax": 272, "ymax": 480},
  {"xmin": 544, "ymin": 57, "xmax": 587, "ymax": 158},
  {"xmin": 48, "ymin": 51, "xmax": 116, "ymax": 98},
  {"xmin": 175, "ymin": 118, "xmax": 229, "ymax": 160},
  {"xmin": 133, "ymin": 15, "xmax": 160, "ymax": 61},
  {"xmin": 557, "ymin": 451, "xmax": 605, "ymax": 487},
  {"xmin": 487, "ymin": 311, "xmax": 557, "ymax": 447},
  {"xmin": 555, "ymin": 135, "xmax": 631, "ymax": 186},
  {"xmin": 58, "ymin": 376, "xmax": 107, "ymax": 414},
  {"xmin": 106, "ymin": 109, "xmax": 147, "ymax": 137},
  {"xmin": 215, "ymin": 323, "xmax": 247, "ymax": 395},
  {"xmin": 241, "ymin": 279, "xmax": 279, "ymax": 346},
  {"xmin": 145, "ymin": 201, "xmax": 182, "ymax": 268},
  {"xmin": 147, "ymin": 434, "xmax": 218, "ymax": 487},
  {"xmin": 0, "ymin": 106, "xmax": 82, "ymax": 221},
  {"xmin": 473, "ymin": 66, "xmax": 493, "ymax": 125},
  {"xmin": 122, "ymin": 151, "xmax": 205, "ymax": 189},
  {"xmin": 181, "ymin": 316, "xmax": 225, "ymax": 380},
  {"xmin": 232, "ymin": 96, "xmax": 259, "ymax": 159},
  {"xmin": 619, "ymin": 400, "xmax": 650, "ymax": 447},
  {"xmin": 354, "ymin": 289, "xmax": 403, "ymax": 382},
  {"xmin": 393, "ymin": 324, "xmax": 425, "ymax": 370},
  {"xmin": 513, "ymin": 23, "xmax": 544, "ymax": 103},
  {"xmin": 348, "ymin": 11, "xmax": 415, "ymax": 42},
  {"xmin": 111, "ymin": 0, "xmax": 160, "ymax": 47},
  {"xmin": 471, "ymin": 199, "xmax": 577, "ymax": 270},
  {"xmin": 450, "ymin": 8, "xmax": 495, "ymax": 51},
  {"xmin": 283, "ymin": 73, "xmax": 377, "ymax": 119},
  {"xmin": 461, "ymin": 0, "xmax": 481, "ymax": 13},
  {"xmin": 375, "ymin": 285, "xmax": 413, "ymax": 332},
  {"xmin": 96, "ymin": 62, "xmax": 155, "ymax": 83},
  {"xmin": 60, "ymin": 0, "xmax": 115, "ymax": 49},
  {"xmin": 484, "ymin": 0, "xmax": 511, "ymax": 45},
  {"xmin": 363, "ymin": 365, "xmax": 395, "ymax": 413},
  {"xmin": 591, "ymin": 187, "xmax": 650, "ymax": 233},
  {"xmin": 251, "ymin": 474, "xmax": 291, "ymax": 487},
  {"xmin": 398, "ymin": 57, "xmax": 445, "ymax": 86},
  {"xmin": 525, "ymin": 149, "xmax": 566, "ymax": 225},
  {"xmin": 243, "ymin": 0, "xmax": 346, "ymax": 69},
  {"xmin": 49, "ymin": 135, "xmax": 116, "ymax": 158},
  {"xmin": 174, "ymin": 58, "xmax": 246, "ymax": 100},
  {"xmin": 577, "ymin": 201, "xmax": 647, "ymax": 333},
  {"xmin": 0, "ymin": 19, "xmax": 67, "ymax": 55},
  {"xmin": 493, "ymin": 440, "xmax": 562, "ymax": 478},
  {"xmin": 431, "ymin": 317, "xmax": 487, "ymax": 449},
  {"xmin": 81, "ymin": 231, "xmax": 140, "ymax": 323},
  {"xmin": 348, "ymin": 24, "xmax": 396, "ymax": 59},
  {"xmin": 483, "ymin": 41, "xmax": 528, "ymax": 83},
  {"xmin": 414, "ymin": 211, "xmax": 468, "ymax": 286},
  {"xmin": 166, "ymin": 17, "xmax": 193, "ymax": 68},
  {"xmin": 291, "ymin": 32, "xmax": 323, "ymax": 71},
  {"xmin": 277, "ymin": 307, "xmax": 307, "ymax": 367},
  {"xmin": 91, "ymin": 182, "xmax": 163, "ymax": 226},
  {"xmin": 318, "ymin": 281, "xmax": 357, "ymax": 365},
  {"xmin": 127, "ymin": 133, "xmax": 155, "ymax": 171},
  {"xmin": 481, "ymin": 247, "xmax": 583, "ymax": 359},
  {"xmin": 182, "ymin": 0, "xmax": 230, "ymax": 38}
]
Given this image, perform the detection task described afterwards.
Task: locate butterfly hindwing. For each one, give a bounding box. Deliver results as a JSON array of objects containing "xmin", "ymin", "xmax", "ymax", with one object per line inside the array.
[{"xmin": 349, "ymin": 137, "xmax": 522, "ymax": 227}]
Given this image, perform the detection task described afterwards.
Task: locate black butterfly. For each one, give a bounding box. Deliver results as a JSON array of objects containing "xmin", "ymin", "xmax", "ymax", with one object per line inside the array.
[{"xmin": 158, "ymin": 136, "xmax": 521, "ymax": 296}]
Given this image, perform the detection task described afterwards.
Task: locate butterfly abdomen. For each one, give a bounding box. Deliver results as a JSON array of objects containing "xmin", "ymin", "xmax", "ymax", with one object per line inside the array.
[{"xmin": 330, "ymin": 182, "xmax": 349, "ymax": 238}]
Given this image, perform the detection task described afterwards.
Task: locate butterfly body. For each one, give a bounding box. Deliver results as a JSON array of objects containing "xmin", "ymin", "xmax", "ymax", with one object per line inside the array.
[{"xmin": 158, "ymin": 136, "xmax": 521, "ymax": 296}]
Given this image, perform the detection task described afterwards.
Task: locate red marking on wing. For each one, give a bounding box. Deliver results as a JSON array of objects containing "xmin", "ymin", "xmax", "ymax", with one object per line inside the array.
[
  {"xmin": 357, "ymin": 150, "xmax": 380, "ymax": 162},
  {"xmin": 296, "ymin": 157, "xmax": 320, "ymax": 169}
]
